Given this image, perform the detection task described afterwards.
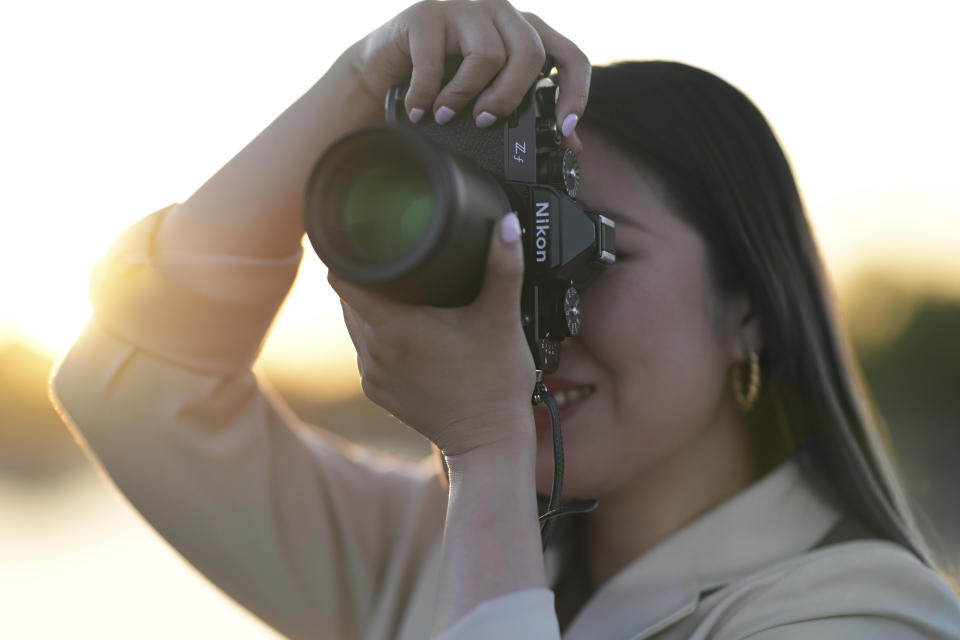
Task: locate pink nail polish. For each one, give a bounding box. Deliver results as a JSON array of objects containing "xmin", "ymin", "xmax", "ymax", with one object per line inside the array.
[
  {"xmin": 409, "ymin": 108, "xmax": 424, "ymax": 124},
  {"xmin": 435, "ymin": 106, "xmax": 455, "ymax": 125},
  {"xmin": 561, "ymin": 113, "xmax": 579, "ymax": 137},
  {"xmin": 500, "ymin": 212, "xmax": 521, "ymax": 244},
  {"xmin": 475, "ymin": 111, "xmax": 496, "ymax": 128}
]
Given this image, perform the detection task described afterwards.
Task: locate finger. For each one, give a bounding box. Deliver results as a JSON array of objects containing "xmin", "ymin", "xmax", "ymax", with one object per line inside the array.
[
  {"xmin": 340, "ymin": 300, "xmax": 372, "ymax": 377},
  {"xmin": 563, "ymin": 129, "xmax": 583, "ymax": 155},
  {"xmin": 432, "ymin": 12, "xmax": 507, "ymax": 124},
  {"xmin": 403, "ymin": 8, "xmax": 446, "ymax": 123},
  {"xmin": 472, "ymin": 211, "xmax": 525, "ymax": 320},
  {"xmin": 340, "ymin": 299, "xmax": 368, "ymax": 348},
  {"xmin": 522, "ymin": 12, "xmax": 591, "ymax": 139},
  {"xmin": 327, "ymin": 272, "xmax": 408, "ymax": 327},
  {"xmin": 343, "ymin": 305, "xmax": 379, "ymax": 397},
  {"xmin": 470, "ymin": 6, "xmax": 546, "ymax": 123}
]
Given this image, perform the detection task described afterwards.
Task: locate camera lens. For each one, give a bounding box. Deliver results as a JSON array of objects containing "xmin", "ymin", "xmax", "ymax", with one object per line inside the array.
[
  {"xmin": 303, "ymin": 123, "xmax": 512, "ymax": 307},
  {"xmin": 339, "ymin": 161, "xmax": 435, "ymax": 263}
]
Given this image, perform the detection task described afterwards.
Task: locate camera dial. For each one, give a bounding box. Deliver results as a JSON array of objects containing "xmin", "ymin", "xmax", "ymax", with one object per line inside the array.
[
  {"xmin": 563, "ymin": 286, "xmax": 582, "ymax": 336},
  {"xmin": 539, "ymin": 147, "xmax": 580, "ymax": 198}
]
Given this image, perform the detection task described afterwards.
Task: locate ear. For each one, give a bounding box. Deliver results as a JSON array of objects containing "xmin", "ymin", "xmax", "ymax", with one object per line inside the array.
[{"xmin": 722, "ymin": 290, "xmax": 764, "ymax": 364}]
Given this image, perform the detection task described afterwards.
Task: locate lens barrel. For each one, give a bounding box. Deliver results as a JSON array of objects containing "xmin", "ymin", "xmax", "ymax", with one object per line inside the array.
[{"xmin": 303, "ymin": 124, "xmax": 512, "ymax": 307}]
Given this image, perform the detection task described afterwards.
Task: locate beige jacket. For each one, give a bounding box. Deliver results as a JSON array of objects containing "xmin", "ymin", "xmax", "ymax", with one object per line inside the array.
[{"xmin": 51, "ymin": 207, "xmax": 960, "ymax": 639}]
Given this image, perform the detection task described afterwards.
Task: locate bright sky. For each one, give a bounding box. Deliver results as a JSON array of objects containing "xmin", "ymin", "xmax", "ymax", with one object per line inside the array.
[{"xmin": 3, "ymin": 0, "xmax": 958, "ymax": 398}]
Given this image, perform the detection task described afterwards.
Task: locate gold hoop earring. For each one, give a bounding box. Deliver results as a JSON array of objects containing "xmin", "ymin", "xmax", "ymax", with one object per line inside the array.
[{"xmin": 732, "ymin": 351, "xmax": 762, "ymax": 412}]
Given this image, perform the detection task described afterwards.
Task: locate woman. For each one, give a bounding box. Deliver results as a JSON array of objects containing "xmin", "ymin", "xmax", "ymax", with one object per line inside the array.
[{"xmin": 51, "ymin": 1, "xmax": 960, "ymax": 638}]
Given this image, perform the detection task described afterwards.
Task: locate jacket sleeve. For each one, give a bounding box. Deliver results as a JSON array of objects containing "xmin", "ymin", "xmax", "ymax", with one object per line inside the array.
[
  {"xmin": 434, "ymin": 589, "xmax": 560, "ymax": 640},
  {"xmin": 50, "ymin": 206, "xmax": 447, "ymax": 640}
]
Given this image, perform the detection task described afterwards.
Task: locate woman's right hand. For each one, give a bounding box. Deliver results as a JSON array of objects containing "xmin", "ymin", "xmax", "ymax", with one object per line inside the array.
[
  {"xmin": 159, "ymin": 0, "xmax": 589, "ymax": 260},
  {"xmin": 345, "ymin": 0, "xmax": 590, "ymax": 149}
]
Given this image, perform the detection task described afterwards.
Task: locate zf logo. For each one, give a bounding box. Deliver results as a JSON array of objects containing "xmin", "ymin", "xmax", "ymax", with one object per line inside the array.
[
  {"xmin": 513, "ymin": 140, "xmax": 527, "ymax": 164},
  {"xmin": 535, "ymin": 201, "xmax": 549, "ymax": 263}
]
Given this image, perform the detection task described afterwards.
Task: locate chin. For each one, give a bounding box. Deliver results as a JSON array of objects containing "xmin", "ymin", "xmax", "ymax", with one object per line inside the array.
[
  {"xmin": 534, "ymin": 435, "xmax": 618, "ymax": 500},
  {"xmin": 533, "ymin": 413, "xmax": 684, "ymax": 501}
]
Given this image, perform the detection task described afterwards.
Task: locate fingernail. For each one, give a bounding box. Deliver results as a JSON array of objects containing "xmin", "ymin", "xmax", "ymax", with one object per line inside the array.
[
  {"xmin": 561, "ymin": 113, "xmax": 579, "ymax": 138},
  {"xmin": 435, "ymin": 106, "xmax": 455, "ymax": 125},
  {"xmin": 475, "ymin": 111, "xmax": 496, "ymax": 128},
  {"xmin": 500, "ymin": 212, "xmax": 521, "ymax": 244},
  {"xmin": 409, "ymin": 108, "xmax": 425, "ymax": 124}
]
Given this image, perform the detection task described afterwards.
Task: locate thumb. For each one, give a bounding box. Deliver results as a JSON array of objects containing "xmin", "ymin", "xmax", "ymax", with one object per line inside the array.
[{"xmin": 473, "ymin": 211, "xmax": 525, "ymax": 317}]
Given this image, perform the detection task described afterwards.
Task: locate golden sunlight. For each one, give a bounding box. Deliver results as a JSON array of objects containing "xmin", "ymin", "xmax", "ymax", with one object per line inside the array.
[{"xmin": 3, "ymin": 0, "xmax": 958, "ymax": 383}]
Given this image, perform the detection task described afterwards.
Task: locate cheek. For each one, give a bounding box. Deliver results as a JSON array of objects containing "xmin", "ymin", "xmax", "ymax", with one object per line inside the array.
[
  {"xmin": 583, "ymin": 261, "xmax": 713, "ymax": 382},
  {"xmin": 557, "ymin": 261, "xmax": 731, "ymax": 493},
  {"xmin": 622, "ymin": 260, "xmax": 728, "ymax": 410}
]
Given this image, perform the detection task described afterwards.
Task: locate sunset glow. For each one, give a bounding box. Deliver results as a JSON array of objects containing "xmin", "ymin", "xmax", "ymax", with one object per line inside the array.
[{"xmin": 4, "ymin": 0, "xmax": 958, "ymax": 386}]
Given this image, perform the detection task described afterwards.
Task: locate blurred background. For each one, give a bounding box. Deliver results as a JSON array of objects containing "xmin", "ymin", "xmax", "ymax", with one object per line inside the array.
[{"xmin": 2, "ymin": 0, "xmax": 958, "ymax": 637}]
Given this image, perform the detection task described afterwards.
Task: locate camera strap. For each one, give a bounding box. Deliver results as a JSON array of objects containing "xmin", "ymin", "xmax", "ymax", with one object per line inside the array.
[{"xmin": 533, "ymin": 371, "xmax": 598, "ymax": 548}]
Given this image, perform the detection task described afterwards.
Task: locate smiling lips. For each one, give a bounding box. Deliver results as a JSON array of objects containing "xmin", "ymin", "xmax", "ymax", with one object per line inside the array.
[
  {"xmin": 551, "ymin": 385, "xmax": 596, "ymax": 407},
  {"xmin": 541, "ymin": 376, "xmax": 597, "ymax": 406},
  {"xmin": 533, "ymin": 381, "xmax": 596, "ymax": 433}
]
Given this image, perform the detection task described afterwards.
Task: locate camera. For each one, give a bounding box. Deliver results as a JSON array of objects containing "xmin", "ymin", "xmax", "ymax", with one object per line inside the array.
[{"xmin": 302, "ymin": 61, "xmax": 615, "ymax": 372}]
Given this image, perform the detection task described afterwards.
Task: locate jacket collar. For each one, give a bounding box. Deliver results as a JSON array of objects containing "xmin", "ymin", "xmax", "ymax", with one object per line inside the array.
[{"xmin": 557, "ymin": 457, "xmax": 842, "ymax": 640}]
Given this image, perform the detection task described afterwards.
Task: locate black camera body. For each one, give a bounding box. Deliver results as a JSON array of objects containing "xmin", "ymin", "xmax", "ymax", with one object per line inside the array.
[
  {"xmin": 385, "ymin": 77, "xmax": 552, "ymax": 187},
  {"xmin": 303, "ymin": 68, "xmax": 615, "ymax": 372}
]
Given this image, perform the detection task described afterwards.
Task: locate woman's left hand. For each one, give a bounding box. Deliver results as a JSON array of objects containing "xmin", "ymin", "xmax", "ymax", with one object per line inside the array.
[{"xmin": 328, "ymin": 213, "xmax": 536, "ymax": 457}]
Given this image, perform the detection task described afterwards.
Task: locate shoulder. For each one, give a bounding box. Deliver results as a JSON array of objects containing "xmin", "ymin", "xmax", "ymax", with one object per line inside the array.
[{"xmin": 700, "ymin": 540, "xmax": 960, "ymax": 639}]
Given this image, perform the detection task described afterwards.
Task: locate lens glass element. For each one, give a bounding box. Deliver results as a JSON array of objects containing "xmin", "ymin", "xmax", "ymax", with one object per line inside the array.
[{"xmin": 339, "ymin": 161, "xmax": 435, "ymax": 263}]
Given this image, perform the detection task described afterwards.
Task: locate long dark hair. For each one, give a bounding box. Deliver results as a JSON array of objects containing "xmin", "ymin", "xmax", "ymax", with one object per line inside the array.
[{"xmin": 581, "ymin": 61, "xmax": 935, "ymax": 567}]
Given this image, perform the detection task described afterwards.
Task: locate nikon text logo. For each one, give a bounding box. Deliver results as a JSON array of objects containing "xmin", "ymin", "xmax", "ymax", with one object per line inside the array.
[{"xmin": 535, "ymin": 201, "xmax": 550, "ymax": 263}]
